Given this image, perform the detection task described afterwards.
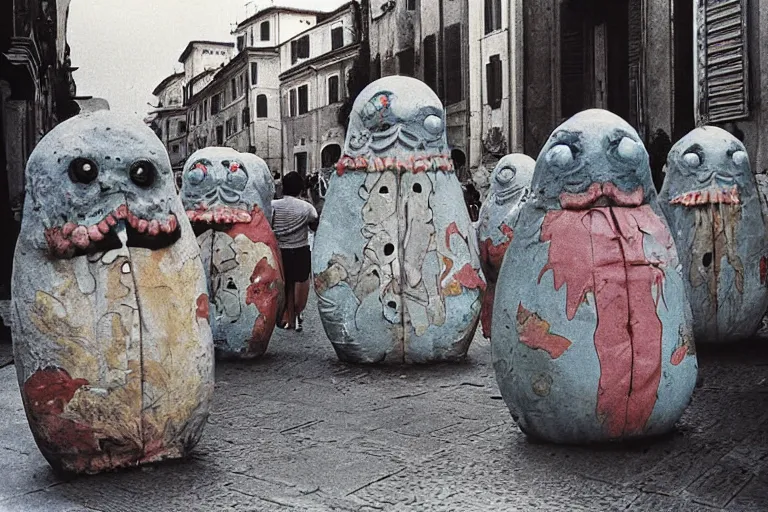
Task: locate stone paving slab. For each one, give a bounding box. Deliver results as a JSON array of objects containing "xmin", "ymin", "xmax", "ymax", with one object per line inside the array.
[{"xmin": 0, "ymin": 293, "xmax": 766, "ymax": 511}]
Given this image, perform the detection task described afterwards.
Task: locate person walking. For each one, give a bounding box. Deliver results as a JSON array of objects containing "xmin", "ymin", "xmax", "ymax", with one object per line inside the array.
[{"xmin": 271, "ymin": 172, "xmax": 318, "ymax": 332}]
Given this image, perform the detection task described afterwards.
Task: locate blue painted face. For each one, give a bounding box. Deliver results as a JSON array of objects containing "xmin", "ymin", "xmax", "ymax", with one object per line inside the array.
[
  {"xmin": 180, "ymin": 147, "xmax": 274, "ymax": 226},
  {"xmin": 663, "ymin": 126, "xmax": 751, "ymax": 206},
  {"xmin": 532, "ymin": 109, "xmax": 655, "ymax": 210},
  {"xmin": 489, "ymin": 154, "xmax": 535, "ymax": 206},
  {"xmin": 22, "ymin": 110, "xmax": 181, "ymax": 258}
]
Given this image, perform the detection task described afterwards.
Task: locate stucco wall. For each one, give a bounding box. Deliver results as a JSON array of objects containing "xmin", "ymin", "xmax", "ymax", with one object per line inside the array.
[{"xmin": 279, "ymin": 10, "xmax": 357, "ymax": 74}]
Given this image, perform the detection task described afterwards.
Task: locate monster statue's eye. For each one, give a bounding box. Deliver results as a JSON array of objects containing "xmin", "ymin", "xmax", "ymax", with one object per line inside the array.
[
  {"xmin": 69, "ymin": 157, "xmax": 99, "ymax": 184},
  {"xmin": 424, "ymin": 115, "xmax": 443, "ymax": 135},
  {"xmin": 187, "ymin": 163, "xmax": 207, "ymax": 185},
  {"xmin": 130, "ymin": 160, "xmax": 156, "ymax": 188},
  {"xmin": 546, "ymin": 144, "xmax": 574, "ymax": 168},
  {"xmin": 496, "ymin": 167, "xmax": 516, "ymax": 185},
  {"xmin": 226, "ymin": 161, "xmax": 248, "ymax": 190},
  {"xmin": 732, "ymin": 150, "xmax": 748, "ymax": 166},
  {"xmin": 683, "ymin": 152, "xmax": 701, "ymax": 167},
  {"xmin": 616, "ymin": 136, "xmax": 642, "ymax": 162}
]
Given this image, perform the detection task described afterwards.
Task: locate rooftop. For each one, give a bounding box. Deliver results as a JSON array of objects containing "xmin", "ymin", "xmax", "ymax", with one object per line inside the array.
[
  {"xmin": 151, "ymin": 72, "xmax": 185, "ymax": 96},
  {"xmin": 235, "ymin": 5, "xmax": 330, "ymax": 31},
  {"xmin": 178, "ymin": 41, "xmax": 236, "ymax": 64}
]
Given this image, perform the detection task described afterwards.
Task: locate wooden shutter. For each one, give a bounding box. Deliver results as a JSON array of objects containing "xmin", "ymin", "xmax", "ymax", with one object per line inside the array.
[
  {"xmin": 696, "ymin": 0, "xmax": 749, "ymax": 124},
  {"xmin": 331, "ymin": 27, "xmax": 344, "ymax": 51},
  {"xmin": 560, "ymin": 2, "xmax": 586, "ymax": 119},
  {"xmin": 627, "ymin": 0, "xmax": 644, "ymax": 135},
  {"xmin": 444, "ymin": 23, "xmax": 463, "ymax": 105},
  {"xmin": 487, "ymin": 55, "xmax": 502, "ymax": 110}
]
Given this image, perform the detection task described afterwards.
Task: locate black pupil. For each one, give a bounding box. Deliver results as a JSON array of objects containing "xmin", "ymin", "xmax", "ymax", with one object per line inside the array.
[
  {"xmin": 384, "ymin": 243, "xmax": 395, "ymax": 256},
  {"xmin": 131, "ymin": 161, "xmax": 155, "ymax": 187},
  {"xmin": 71, "ymin": 158, "xmax": 98, "ymax": 184}
]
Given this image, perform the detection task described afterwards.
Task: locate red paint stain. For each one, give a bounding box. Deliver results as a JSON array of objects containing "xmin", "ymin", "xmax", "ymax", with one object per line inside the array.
[
  {"xmin": 480, "ymin": 283, "xmax": 495, "ymax": 338},
  {"xmin": 539, "ymin": 203, "xmax": 671, "ymax": 438},
  {"xmin": 478, "ymin": 224, "xmax": 514, "ymax": 338},
  {"xmin": 670, "ymin": 346, "xmax": 687, "ymax": 366},
  {"xmin": 760, "ymin": 256, "xmax": 768, "ymax": 285},
  {"xmin": 445, "ymin": 222, "xmax": 466, "ymax": 248},
  {"xmin": 22, "ymin": 368, "xmax": 99, "ymax": 457},
  {"xmin": 516, "ymin": 303, "xmax": 572, "ymax": 359},
  {"xmin": 453, "ymin": 263, "xmax": 486, "ymax": 291},
  {"xmin": 196, "ymin": 294, "xmax": 210, "ymax": 320},
  {"xmin": 228, "ymin": 206, "xmax": 285, "ymax": 350}
]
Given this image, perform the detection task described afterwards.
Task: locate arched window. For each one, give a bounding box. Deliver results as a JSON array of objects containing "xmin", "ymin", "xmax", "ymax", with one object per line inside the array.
[
  {"xmin": 256, "ymin": 94, "xmax": 268, "ymax": 118},
  {"xmin": 260, "ymin": 21, "xmax": 271, "ymax": 41},
  {"xmin": 321, "ymin": 144, "xmax": 342, "ymax": 168}
]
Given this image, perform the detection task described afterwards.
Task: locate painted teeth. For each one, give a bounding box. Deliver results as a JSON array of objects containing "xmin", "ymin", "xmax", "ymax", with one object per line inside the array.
[
  {"xmin": 334, "ymin": 154, "xmax": 456, "ymax": 176},
  {"xmin": 670, "ymin": 185, "xmax": 740, "ymax": 206},
  {"xmin": 186, "ymin": 206, "xmax": 254, "ymax": 225},
  {"xmin": 46, "ymin": 205, "xmax": 179, "ymax": 256}
]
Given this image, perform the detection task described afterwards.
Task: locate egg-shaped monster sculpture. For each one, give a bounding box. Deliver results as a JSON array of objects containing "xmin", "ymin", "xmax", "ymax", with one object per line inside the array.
[
  {"xmin": 492, "ymin": 109, "xmax": 697, "ymax": 444},
  {"xmin": 11, "ymin": 111, "xmax": 214, "ymax": 474},
  {"xmin": 659, "ymin": 127, "xmax": 768, "ymax": 343},
  {"xmin": 181, "ymin": 147, "xmax": 284, "ymax": 359},
  {"xmin": 312, "ymin": 76, "xmax": 486, "ymax": 363},
  {"xmin": 476, "ymin": 154, "xmax": 535, "ymax": 338}
]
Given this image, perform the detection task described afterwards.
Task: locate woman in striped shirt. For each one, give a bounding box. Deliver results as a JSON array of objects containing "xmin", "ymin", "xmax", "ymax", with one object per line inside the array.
[{"xmin": 271, "ymin": 172, "xmax": 318, "ymax": 332}]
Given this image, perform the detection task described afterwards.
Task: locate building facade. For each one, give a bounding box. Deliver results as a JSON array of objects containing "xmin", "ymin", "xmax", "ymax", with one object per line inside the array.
[
  {"xmin": 0, "ymin": 0, "xmax": 79, "ymax": 303},
  {"xmin": 147, "ymin": 72, "xmax": 187, "ymax": 180},
  {"xmin": 279, "ymin": 2, "xmax": 361, "ymax": 176},
  {"xmin": 523, "ymin": 0, "xmax": 768, "ymax": 179},
  {"xmin": 367, "ymin": 0, "xmax": 472, "ymax": 179}
]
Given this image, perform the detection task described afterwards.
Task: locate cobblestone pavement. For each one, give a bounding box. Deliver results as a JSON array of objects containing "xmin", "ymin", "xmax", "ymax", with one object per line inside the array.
[{"xmin": 0, "ymin": 293, "xmax": 767, "ymax": 512}]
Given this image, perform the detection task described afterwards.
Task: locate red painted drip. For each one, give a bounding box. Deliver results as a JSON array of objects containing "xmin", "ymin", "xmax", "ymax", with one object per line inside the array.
[
  {"xmin": 516, "ymin": 303, "xmax": 572, "ymax": 358},
  {"xmin": 453, "ymin": 263, "xmax": 486, "ymax": 291},
  {"xmin": 539, "ymin": 204, "xmax": 670, "ymax": 437},
  {"xmin": 670, "ymin": 346, "xmax": 687, "ymax": 366},
  {"xmin": 23, "ymin": 368, "xmax": 98, "ymax": 454},
  {"xmin": 445, "ymin": 222, "xmax": 465, "ymax": 248},
  {"xmin": 245, "ymin": 257, "xmax": 282, "ymax": 347},
  {"xmin": 480, "ymin": 224, "xmax": 514, "ymax": 278},
  {"xmin": 196, "ymin": 294, "xmax": 210, "ymax": 320},
  {"xmin": 559, "ymin": 182, "xmax": 645, "ymax": 209},
  {"xmin": 761, "ymin": 256, "xmax": 768, "ymax": 285}
]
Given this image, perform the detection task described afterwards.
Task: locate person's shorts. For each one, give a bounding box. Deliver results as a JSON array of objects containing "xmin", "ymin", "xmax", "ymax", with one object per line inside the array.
[{"xmin": 280, "ymin": 245, "xmax": 311, "ymax": 284}]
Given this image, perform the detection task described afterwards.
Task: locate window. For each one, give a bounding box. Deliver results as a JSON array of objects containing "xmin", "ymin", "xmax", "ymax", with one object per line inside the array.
[
  {"xmin": 444, "ymin": 24, "xmax": 463, "ymax": 105},
  {"xmin": 211, "ymin": 94, "xmax": 221, "ymax": 115},
  {"xmin": 177, "ymin": 120, "xmax": 187, "ymax": 134},
  {"xmin": 237, "ymin": 35, "xmax": 246, "ymax": 52},
  {"xmin": 216, "ymin": 125, "xmax": 224, "ymax": 145},
  {"xmin": 291, "ymin": 35, "xmax": 310, "ymax": 64},
  {"xmin": 242, "ymin": 107, "xmax": 250, "ymax": 125},
  {"xmin": 328, "ymin": 75, "xmax": 340, "ymax": 104},
  {"xmin": 397, "ymin": 47, "xmax": 415, "ymax": 77},
  {"xmin": 331, "ymin": 26, "xmax": 344, "ymax": 51},
  {"xmin": 298, "ymin": 85, "xmax": 309, "ymax": 115},
  {"xmin": 261, "ymin": 21, "xmax": 270, "ymax": 41},
  {"xmin": 485, "ymin": 0, "xmax": 502, "ymax": 34},
  {"xmin": 295, "ymin": 152, "xmax": 308, "ymax": 175},
  {"xmin": 406, "ymin": 0, "xmax": 416, "ymax": 10},
  {"xmin": 250, "ymin": 29, "xmax": 254, "ymax": 47},
  {"xmin": 172, "ymin": 144, "xmax": 180, "ymax": 154},
  {"xmin": 696, "ymin": 0, "xmax": 749, "ymax": 123},
  {"xmin": 231, "ymin": 78, "xmax": 237, "ymax": 101},
  {"xmin": 256, "ymin": 94, "xmax": 268, "ymax": 118},
  {"xmin": 289, "ymin": 89, "xmax": 297, "ymax": 117},
  {"xmin": 192, "ymin": 109, "xmax": 197, "ymax": 126},
  {"xmin": 239, "ymin": 74, "xmax": 244, "ymax": 96},
  {"xmin": 203, "ymin": 100, "xmax": 208, "ymax": 120},
  {"xmin": 486, "ymin": 54, "xmax": 502, "ymax": 110},
  {"xmin": 198, "ymin": 104, "xmax": 203, "ymax": 123},
  {"xmin": 250, "ymin": 62, "xmax": 258, "ymax": 86}
]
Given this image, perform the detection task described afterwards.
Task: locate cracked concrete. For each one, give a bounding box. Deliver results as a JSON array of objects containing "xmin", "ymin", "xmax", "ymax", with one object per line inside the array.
[{"xmin": 0, "ymin": 292, "xmax": 766, "ymax": 511}]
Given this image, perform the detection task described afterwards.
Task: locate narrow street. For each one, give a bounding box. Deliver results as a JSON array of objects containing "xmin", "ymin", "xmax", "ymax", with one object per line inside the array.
[{"xmin": 0, "ymin": 291, "xmax": 766, "ymax": 512}]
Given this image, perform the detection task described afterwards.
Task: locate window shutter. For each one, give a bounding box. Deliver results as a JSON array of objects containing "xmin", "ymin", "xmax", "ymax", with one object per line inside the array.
[
  {"xmin": 487, "ymin": 55, "xmax": 502, "ymax": 110},
  {"xmin": 696, "ymin": 0, "xmax": 749, "ymax": 124},
  {"xmin": 560, "ymin": 2, "xmax": 586, "ymax": 119},
  {"xmin": 444, "ymin": 24, "xmax": 463, "ymax": 105},
  {"xmin": 627, "ymin": 0, "xmax": 644, "ymax": 135},
  {"xmin": 331, "ymin": 27, "xmax": 344, "ymax": 51},
  {"xmin": 291, "ymin": 41, "xmax": 298, "ymax": 64}
]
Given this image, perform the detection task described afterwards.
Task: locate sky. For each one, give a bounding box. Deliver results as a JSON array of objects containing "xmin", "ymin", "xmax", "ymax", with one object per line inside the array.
[{"xmin": 68, "ymin": 0, "xmax": 349, "ymax": 120}]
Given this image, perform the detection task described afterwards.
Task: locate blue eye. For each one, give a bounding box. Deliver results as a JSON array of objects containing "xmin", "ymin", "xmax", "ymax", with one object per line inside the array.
[
  {"xmin": 186, "ymin": 163, "xmax": 207, "ymax": 185},
  {"xmin": 226, "ymin": 165, "xmax": 248, "ymax": 190},
  {"xmin": 424, "ymin": 115, "xmax": 443, "ymax": 135}
]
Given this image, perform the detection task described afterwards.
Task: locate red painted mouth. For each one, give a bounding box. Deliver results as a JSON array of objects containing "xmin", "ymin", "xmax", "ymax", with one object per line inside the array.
[
  {"xmin": 186, "ymin": 205, "xmax": 253, "ymax": 226},
  {"xmin": 669, "ymin": 185, "xmax": 740, "ymax": 206},
  {"xmin": 335, "ymin": 153, "xmax": 454, "ymax": 176},
  {"xmin": 45, "ymin": 204, "xmax": 180, "ymax": 258},
  {"xmin": 559, "ymin": 182, "xmax": 645, "ymax": 210}
]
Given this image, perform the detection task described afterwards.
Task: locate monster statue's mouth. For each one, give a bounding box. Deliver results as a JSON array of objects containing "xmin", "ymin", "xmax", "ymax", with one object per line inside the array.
[
  {"xmin": 558, "ymin": 182, "xmax": 644, "ymax": 210},
  {"xmin": 336, "ymin": 153, "xmax": 454, "ymax": 175},
  {"xmin": 186, "ymin": 205, "xmax": 252, "ymax": 234},
  {"xmin": 669, "ymin": 184, "xmax": 740, "ymax": 206},
  {"xmin": 45, "ymin": 204, "xmax": 181, "ymax": 258}
]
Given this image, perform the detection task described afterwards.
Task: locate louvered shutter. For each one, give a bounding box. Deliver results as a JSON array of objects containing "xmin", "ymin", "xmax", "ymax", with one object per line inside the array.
[{"xmin": 696, "ymin": 0, "xmax": 749, "ymax": 124}]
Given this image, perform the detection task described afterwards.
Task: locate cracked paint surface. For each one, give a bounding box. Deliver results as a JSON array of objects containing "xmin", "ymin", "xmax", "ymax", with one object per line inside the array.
[
  {"xmin": 312, "ymin": 76, "xmax": 485, "ymax": 364},
  {"xmin": 491, "ymin": 109, "xmax": 697, "ymax": 443},
  {"xmin": 11, "ymin": 111, "xmax": 214, "ymax": 474},
  {"xmin": 659, "ymin": 126, "xmax": 768, "ymax": 344},
  {"xmin": 181, "ymin": 148, "xmax": 284, "ymax": 359}
]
